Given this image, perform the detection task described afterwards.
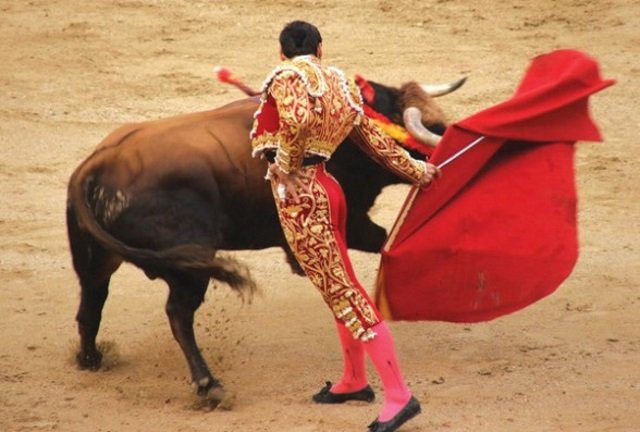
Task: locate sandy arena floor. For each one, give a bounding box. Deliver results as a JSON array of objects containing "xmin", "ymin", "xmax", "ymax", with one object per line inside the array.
[{"xmin": 1, "ymin": 1, "xmax": 638, "ymax": 431}]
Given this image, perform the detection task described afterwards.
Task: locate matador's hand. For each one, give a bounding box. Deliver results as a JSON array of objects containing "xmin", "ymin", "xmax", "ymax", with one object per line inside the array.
[
  {"xmin": 268, "ymin": 163, "xmax": 305, "ymax": 202},
  {"xmin": 419, "ymin": 162, "xmax": 441, "ymax": 188}
]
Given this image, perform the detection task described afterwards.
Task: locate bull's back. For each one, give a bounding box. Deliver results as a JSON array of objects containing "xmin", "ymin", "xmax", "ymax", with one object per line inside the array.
[
  {"xmin": 82, "ymin": 98, "xmax": 261, "ymax": 190},
  {"xmin": 69, "ymin": 97, "xmax": 280, "ymax": 252}
]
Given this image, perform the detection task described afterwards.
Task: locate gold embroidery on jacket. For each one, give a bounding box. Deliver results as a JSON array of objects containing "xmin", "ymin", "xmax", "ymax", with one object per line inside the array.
[
  {"xmin": 251, "ymin": 57, "xmax": 425, "ymax": 185},
  {"xmin": 251, "ymin": 56, "xmax": 363, "ymax": 174}
]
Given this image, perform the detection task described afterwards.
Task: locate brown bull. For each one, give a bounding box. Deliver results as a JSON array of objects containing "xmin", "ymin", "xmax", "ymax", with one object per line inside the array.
[{"xmin": 66, "ymin": 77, "xmax": 463, "ymax": 408}]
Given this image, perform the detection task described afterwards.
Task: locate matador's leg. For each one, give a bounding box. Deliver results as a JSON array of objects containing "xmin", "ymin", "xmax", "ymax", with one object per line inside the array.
[
  {"xmin": 271, "ymin": 164, "xmax": 415, "ymax": 421},
  {"xmin": 270, "ymin": 164, "xmax": 382, "ymax": 341}
]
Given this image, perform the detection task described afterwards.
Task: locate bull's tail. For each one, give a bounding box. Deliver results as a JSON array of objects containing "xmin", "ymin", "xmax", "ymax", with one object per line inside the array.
[
  {"xmin": 67, "ymin": 159, "xmax": 256, "ymax": 298},
  {"xmin": 141, "ymin": 243, "xmax": 256, "ymax": 297}
]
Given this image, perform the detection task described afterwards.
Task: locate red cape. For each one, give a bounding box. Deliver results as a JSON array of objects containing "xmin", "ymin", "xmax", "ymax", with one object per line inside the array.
[{"xmin": 376, "ymin": 49, "xmax": 615, "ymax": 322}]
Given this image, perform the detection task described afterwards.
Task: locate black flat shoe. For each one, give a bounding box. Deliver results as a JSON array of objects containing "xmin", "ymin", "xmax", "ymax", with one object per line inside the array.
[
  {"xmin": 367, "ymin": 396, "xmax": 421, "ymax": 432},
  {"xmin": 312, "ymin": 381, "xmax": 375, "ymax": 404}
]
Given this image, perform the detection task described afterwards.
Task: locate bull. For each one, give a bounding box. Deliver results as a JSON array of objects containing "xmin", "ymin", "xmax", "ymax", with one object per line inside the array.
[{"xmin": 66, "ymin": 75, "xmax": 464, "ymax": 408}]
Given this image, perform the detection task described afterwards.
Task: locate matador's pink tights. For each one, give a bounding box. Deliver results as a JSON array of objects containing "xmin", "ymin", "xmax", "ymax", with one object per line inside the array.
[
  {"xmin": 364, "ymin": 321, "xmax": 412, "ymax": 422},
  {"xmin": 331, "ymin": 321, "xmax": 412, "ymax": 422},
  {"xmin": 330, "ymin": 321, "xmax": 368, "ymax": 394}
]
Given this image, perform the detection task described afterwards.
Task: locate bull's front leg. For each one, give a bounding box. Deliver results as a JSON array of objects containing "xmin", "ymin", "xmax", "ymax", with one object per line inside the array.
[
  {"xmin": 164, "ymin": 273, "xmax": 228, "ymax": 410},
  {"xmin": 283, "ymin": 243, "xmax": 306, "ymax": 275},
  {"xmin": 346, "ymin": 212, "xmax": 388, "ymax": 253}
]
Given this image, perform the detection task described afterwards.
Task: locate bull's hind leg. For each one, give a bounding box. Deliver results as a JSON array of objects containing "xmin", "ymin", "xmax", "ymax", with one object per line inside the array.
[
  {"xmin": 164, "ymin": 273, "xmax": 225, "ymax": 409},
  {"xmin": 74, "ymin": 251, "xmax": 121, "ymax": 370},
  {"xmin": 67, "ymin": 206, "xmax": 122, "ymax": 370},
  {"xmin": 76, "ymin": 273, "xmax": 111, "ymax": 370}
]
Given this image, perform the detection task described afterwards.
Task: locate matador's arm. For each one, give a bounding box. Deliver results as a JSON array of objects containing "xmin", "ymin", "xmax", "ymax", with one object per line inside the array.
[{"xmin": 350, "ymin": 115, "xmax": 427, "ymax": 184}]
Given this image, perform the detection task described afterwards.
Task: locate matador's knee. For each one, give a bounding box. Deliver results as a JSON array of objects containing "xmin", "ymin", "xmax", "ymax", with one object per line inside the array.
[{"xmin": 329, "ymin": 290, "xmax": 381, "ymax": 341}]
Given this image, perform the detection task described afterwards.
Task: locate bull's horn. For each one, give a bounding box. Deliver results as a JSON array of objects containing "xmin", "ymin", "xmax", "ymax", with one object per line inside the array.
[
  {"xmin": 421, "ymin": 77, "xmax": 467, "ymax": 97},
  {"xmin": 403, "ymin": 107, "xmax": 441, "ymax": 147}
]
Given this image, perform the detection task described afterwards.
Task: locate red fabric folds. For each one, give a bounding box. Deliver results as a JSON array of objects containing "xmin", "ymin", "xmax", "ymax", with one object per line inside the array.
[{"xmin": 376, "ymin": 49, "xmax": 614, "ymax": 322}]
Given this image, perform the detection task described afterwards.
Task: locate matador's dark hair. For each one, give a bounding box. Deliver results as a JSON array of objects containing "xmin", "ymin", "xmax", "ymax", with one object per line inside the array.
[{"xmin": 279, "ymin": 21, "xmax": 322, "ymax": 59}]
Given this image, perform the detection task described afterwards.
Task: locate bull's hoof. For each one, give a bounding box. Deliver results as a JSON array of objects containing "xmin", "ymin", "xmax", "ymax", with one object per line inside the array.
[
  {"xmin": 76, "ymin": 350, "xmax": 103, "ymax": 371},
  {"xmin": 192, "ymin": 378, "xmax": 235, "ymax": 411},
  {"xmin": 205, "ymin": 386, "xmax": 236, "ymax": 411}
]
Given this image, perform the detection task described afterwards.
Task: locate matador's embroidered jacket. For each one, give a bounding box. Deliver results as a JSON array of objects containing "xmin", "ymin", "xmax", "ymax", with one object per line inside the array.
[{"xmin": 250, "ymin": 55, "xmax": 427, "ymax": 181}]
